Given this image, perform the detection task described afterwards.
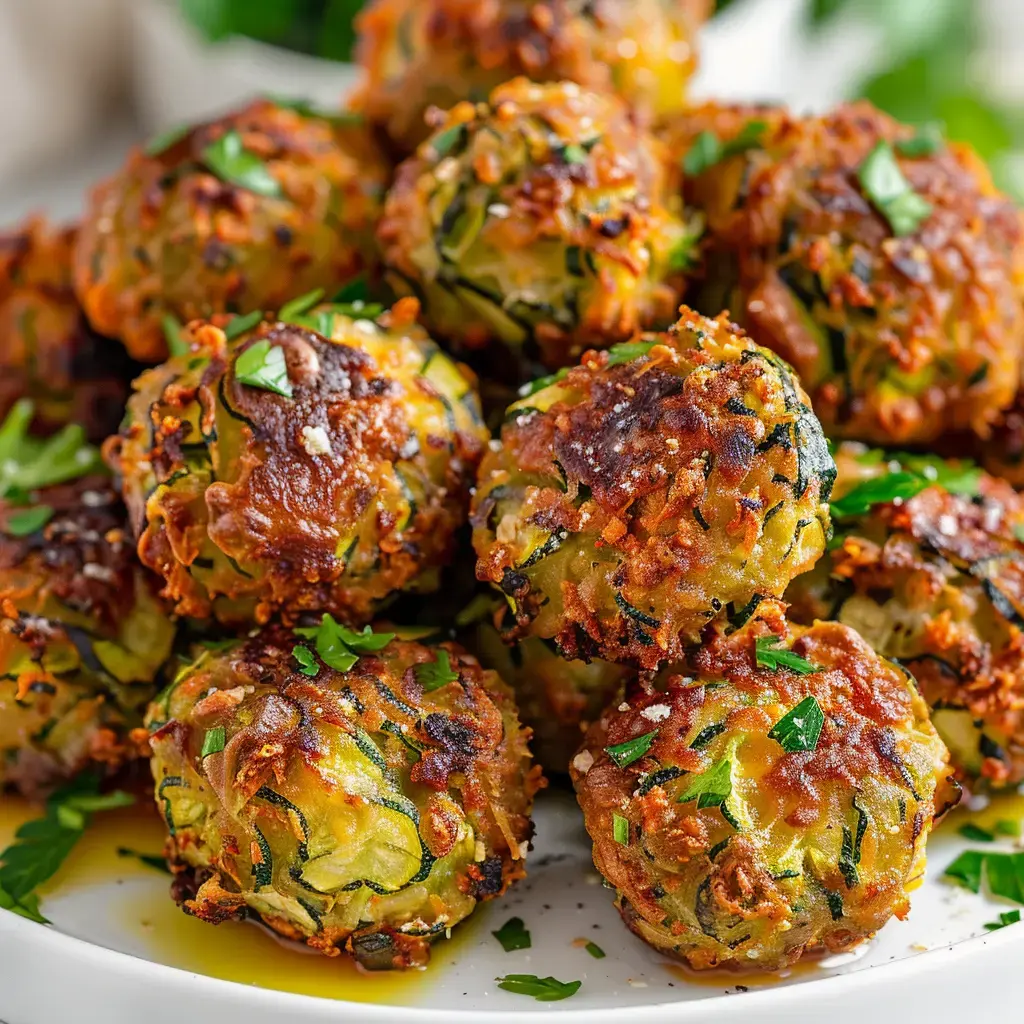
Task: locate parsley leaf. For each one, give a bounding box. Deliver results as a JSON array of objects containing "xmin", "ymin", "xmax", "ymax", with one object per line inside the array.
[
  {"xmin": 959, "ymin": 823, "xmax": 995, "ymax": 843},
  {"xmin": 985, "ymin": 910, "xmax": 1021, "ymax": 931},
  {"xmin": 768, "ymin": 696, "xmax": 825, "ymax": 752},
  {"xmin": 430, "ymin": 125, "xmax": 466, "ymax": 158},
  {"xmin": 224, "ymin": 309, "xmax": 265, "ymax": 341},
  {"xmin": 201, "ymin": 130, "xmax": 282, "ymax": 197},
  {"xmin": 612, "ymin": 813, "xmax": 630, "ymax": 845},
  {"xmin": 200, "ymin": 726, "xmax": 226, "ymax": 758},
  {"xmin": 415, "ymin": 649, "xmax": 460, "ymax": 691},
  {"xmin": 755, "ymin": 636, "xmax": 820, "ymax": 675},
  {"xmin": 279, "ymin": 288, "xmax": 325, "ymax": 323},
  {"xmin": 234, "ymin": 339, "xmax": 293, "ymax": 397},
  {"xmin": 605, "ymin": 729, "xmax": 659, "ymax": 769},
  {"xmin": 896, "ymin": 123, "xmax": 944, "ymax": 158},
  {"xmin": 584, "ymin": 941, "xmax": 606, "ymax": 959},
  {"xmin": 944, "ymin": 850, "xmax": 986, "ymax": 893},
  {"xmin": 678, "ymin": 757, "xmax": 733, "ymax": 809},
  {"xmin": 162, "ymin": 313, "xmax": 189, "ymax": 357},
  {"xmin": 682, "ymin": 120, "xmax": 767, "ymax": 176},
  {"xmin": 492, "ymin": 916, "xmax": 531, "ymax": 952},
  {"xmin": 293, "ymin": 615, "xmax": 396, "ymax": 675},
  {"xmin": 4, "ymin": 505, "xmax": 53, "ymax": 537},
  {"xmin": 942, "ymin": 849, "xmax": 1024, "ymax": 901},
  {"xmin": 561, "ymin": 144, "xmax": 588, "ymax": 165},
  {"xmin": 292, "ymin": 644, "xmax": 319, "ymax": 677},
  {"xmin": 857, "ymin": 141, "xmax": 933, "ymax": 236},
  {"xmin": 496, "ymin": 974, "xmax": 581, "ymax": 1002}
]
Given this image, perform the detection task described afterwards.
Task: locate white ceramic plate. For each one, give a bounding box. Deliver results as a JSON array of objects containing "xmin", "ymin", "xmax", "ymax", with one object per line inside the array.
[{"xmin": 1, "ymin": 786, "xmax": 1023, "ymax": 1024}]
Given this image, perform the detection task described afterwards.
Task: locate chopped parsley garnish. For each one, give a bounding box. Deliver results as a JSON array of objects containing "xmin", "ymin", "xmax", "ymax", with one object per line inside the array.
[
  {"xmin": 945, "ymin": 850, "xmax": 986, "ymax": 893},
  {"xmin": 294, "ymin": 616, "xmax": 396, "ymax": 674},
  {"xmin": 682, "ymin": 120, "xmax": 767, "ymax": 176},
  {"xmin": 115, "ymin": 848, "xmax": 171, "ymax": 874},
  {"xmin": 224, "ymin": 309, "xmax": 265, "ymax": 341},
  {"xmin": 584, "ymin": 941, "xmax": 606, "ymax": 959},
  {"xmin": 0, "ymin": 772, "xmax": 133, "ymax": 924},
  {"xmin": 200, "ymin": 726, "xmax": 226, "ymax": 758},
  {"xmin": 517, "ymin": 340, "xmax": 658, "ymax": 398},
  {"xmin": 0, "ymin": 400, "xmax": 104, "ymax": 504},
  {"xmin": 430, "ymin": 125, "xmax": 465, "ymax": 158},
  {"xmin": 279, "ymin": 288, "xmax": 325, "ymax": 323},
  {"xmin": 292, "ymin": 644, "xmax": 319, "ymax": 677},
  {"xmin": 492, "ymin": 916, "xmax": 531, "ymax": 952},
  {"xmin": 895, "ymin": 124, "xmax": 943, "ymax": 158},
  {"xmin": 201, "ymin": 130, "xmax": 282, "ymax": 197},
  {"xmin": 605, "ymin": 729, "xmax": 658, "ymax": 769},
  {"xmin": 677, "ymin": 757, "xmax": 733, "ymax": 810},
  {"xmin": 495, "ymin": 974, "xmax": 581, "ymax": 1002},
  {"xmin": 162, "ymin": 313, "xmax": 189, "ymax": 357},
  {"xmin": 996, "ymin": 819, "xmax": 1022, "ymax": 838},
  {"xmin": 985, "ymin": 910, "xmax": 1021, "ymax": 931},
  {"xmin": 612, "ymin": 813, "xmax": 630, "ymax": 845},
  {"xmin": 561, "ymin": 144, "xmax": 588, "ymax": 165},
  {"xmin": 5, "ymin": 505, "xmax": 53, "ymax": 537},
  {"xmin": 144, "ymin": 122, "xmax": 191, "ymax": 157},
  {"xmin": 414, "ymin": 649, "xmax": 460, "ymax": 691},
  {"xmin": 755, "ymin": 636, "xmax": 820, "ymax": 675},
  {"xmin": 944, "ymin": 849, "xmax": 1024, "ymax": 902},
  {"xmin": 857, "ymin": 141, "xmax": 933, "ymax": 237},
  {"xmin": 768, "ymin": 696, "xmax": 825, "ymax": 753},
  {"xmin": 234, "ymin": 339, "xmax": 293, "ymax": 397},
  {"xmin": 959, "ymin": 823, "xmax": 995, "ymax": 843}
]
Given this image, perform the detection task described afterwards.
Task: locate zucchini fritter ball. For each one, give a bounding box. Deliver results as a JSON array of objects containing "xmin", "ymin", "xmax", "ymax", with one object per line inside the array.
[
  {"xmin": 378, "ymin": 79, "xmax": 689, "ymax": 372},
  {"xmin": 108, "ymin": 299, "xmax": 488, "ymax": 626},
  {"xmin": 0, "ymin": 217, "xmax": 135, "ymax": 440},
  {"xmin": 355, "ymin": 0, "xmax": 710, "ymax": 154},
  {"xmin": 471, "ymin": 307, "xmax": 835, "ymax": 668},
  {"xmin": 787, "ymin": 443, "xmax": 1024, "ymax": 789},
  {"xmin": 0, "ymin": 475, "xmax": 175, "ymax": 798},
  {"xmin": 669, "ymin": 102, "xmax": 1024, "ymax": 446},
  {"xmin": 74, "ymin": 99, "xmax": 389, "ymax": 363},
  {"xmin": 147, "ymin": 627, "xmax": 540, "ymax": 970},
  {"xmin": 571, "ymin": 601, "xmax": 956, "ymax": 971}
]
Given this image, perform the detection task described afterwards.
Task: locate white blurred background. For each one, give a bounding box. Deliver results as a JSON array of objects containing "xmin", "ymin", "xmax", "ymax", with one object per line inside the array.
[{"xmin": 0, "ymin": 0, "xmax": 1022, "ymax": 220}]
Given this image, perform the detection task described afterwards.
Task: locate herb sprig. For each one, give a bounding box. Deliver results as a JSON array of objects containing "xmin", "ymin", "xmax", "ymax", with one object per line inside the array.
[
  {"xmin": 234, "ymin": 339, "xmax": 293, "ymax": 397},
  {"xmin": 492, "ymin": 917, "xmax": 531, "ymax": 952},
  {"xmin": 496, "ymin": 974, "xmax": 581, "ymax": 1002},
  {"xmin": 414, "ymin": 649, "xmax": 460, "ymax": 692},
  {"xmin": 293, "ymin": 616, "xmax": 396, "ymax": 674},
  {"xmin": 768, "ymin": 696, "xmax": 825, "ymax": 752},
  {"xmin": 857, "ymin": 140, "xmax": 933, "ymax": 236},
  {"xmin": 682, "ymin": 120, "xmax": 767, "ymax": 176},
  {"xmin": 755, "ymin": 636, "xmax": 820, "ymax": 675},
  {"xmin": 605, "ymin": 730, "xmax": 658, "ymax": 769}
]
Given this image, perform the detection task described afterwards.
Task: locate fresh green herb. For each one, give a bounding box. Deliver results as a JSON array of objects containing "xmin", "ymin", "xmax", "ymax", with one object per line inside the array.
[
  {"xmin": 584, "ymin": 941, "xmax": 606, "ymax": 959},
  {"xmin": 605, "ymin": 730, "xmax": 659, "ymax": 769},
  {"xmin": 830, "ymin": 472, "xmax": 926, "ymax": 518},
  {"xmin": 414, "ymin": 649, "xmax": 460, "ymax": 692},
  {"xmin": 492, "ymin": 916, "xmax": 531, "ymax": 952},
  {"xmin": 959, "ymin": 823, "xmax": 995, "ymax": 843},
  {"xmin": 162, "ymin": 314, "xmax": 188, "ymax": 357},
  {"xmin": 144, "ymin": 122, "xmax": 191, "ymax": 157},
  {"xmin": 4, "ymin": 505, "xmax": 53, "ymax": 537},
  {"xmin": 332, "ymin": 277, "xmax": 369, "ymax": 304},
  {"xmin": 292, "ymin": 644, "xmax": 319, "ymax": 677},
  {"xmin": 682, "ymin": 120, "xmax": 766, "ymax": 175},
  {"xmin": 612, "ymin": 813, "xmax": 630, "ymax": 845},
  {"xmin": 495, "ymin": 974, "xmax": 581, "ymax": 1002},
  {"xmin": 996, "ymin": 819, "xmax": 1022, "ymax": 838},
  {"xmin": 677, "ymin": 757, "xmax": 733, "ymax": 810},
  {"xmin": 944, "ymin": 850, "xmax": 986, "ymax": 893},
  {"xmin": 0, "ymin": 401, "xmax": 104, "ymax": 501},
  {"xmin": 857, "ymin": 141, "xmax": 933, "ymax": 236},
  {"xmin": 755, "ymin": 636, "xmax": 820, "ymax": 675},
  {"xmin": 116, "ymin": 848, "xmax": 171, "ymax": 874},
  {"xmin": 768, "ymin": 695, "xmax": 825, "ymax": 752},
  {"xmin": 985, "ymin": 910, "xmax": 1021, "ymax": 931},
  {"xmin": 224, "ymin": 309, "xmax": 265, "ymax": 341},
  {"xmin": 279, "ymin": 288, "xmax": 325, "ymax": 323},
  {"xmin": 234, "ymin": 338, "xmax": 293, "ymax": 397},
  {"xmin": 943, "ymin": 849, "xmax": 1024, "ymax": 901},
  {"xmin": 201, "ymin": 130, "xmax": 282, "ymax": 197},
  {"xmin": 430, "ymin": 125, "xmax": 465, "ymax": 158},
  {"xmin": 294, "ymin": 615, "xmax": 396, "ymax": 674},
  {"xmin": 0, "ymin": 773, "xmax": 134, "ymax": 924},
  {"xmin": 561, "ymin": 144, "xmax": 588, "ymax": 165},
  {"xmin": 896, "ymin": 123, "xmax": 944, "ymax": 158},
  {"xmin": 201, "ymin": 726, "xmax": 226, "ymax": 758}
]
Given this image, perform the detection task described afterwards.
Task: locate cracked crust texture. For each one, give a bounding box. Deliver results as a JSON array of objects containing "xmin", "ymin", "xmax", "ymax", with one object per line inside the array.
[
  {"xmin": 147, "ymin": 628, "xmax": 541, "ymax": 970},
  {"xmin": 107, "ymin": 300, "xmax": 488, "ymax": 627},
  {"xmin": 666, "ymin": 101, "xmax": 1024, "ymax": 446},
  {"xmin": 787, "ymin": 442, "xmax": 1024, "ymax": 789},
  {"xmin": 0, "ymin": 477, "xmax": 174, "ymax": 797},
  {"xmin": 570, "ymin": 600, "xmax": 956, "ymax": 970},
  {"xmin": 471, "ymin": 306, "xmax": 835, "ymax": 669},
  {"xmin": 378, "ymin": 78, "xmax": 690, "ymax": 373},
  {"xmin": 73, "ymin": 99, "xmax": 390, "ymax": 362},
  {"xmin": 354, "ymin": 0, "xmax": 710, "ymax": 154}
]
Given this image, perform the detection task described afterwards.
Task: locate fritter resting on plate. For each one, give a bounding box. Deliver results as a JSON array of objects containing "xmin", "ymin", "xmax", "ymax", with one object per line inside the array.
[
  {"xmin": 0, "ymin": 447, "xmax": 175, "ymax": 797},
  {"xmin": 355, "ymin": 0, "xmax": 710, "ymax": 154},
  {"xmin": 571, "ymin": 600, "xmax": 956, "ymax": 971},
  {"xmin": 471, "ymin": 306, "xmax": 835, "ymax": 669},
  {"xmin": 107, "ymin": 298, "xmax": 488, "ymax": 627},
  {"xmin": 378, "ymin": 78, "xmax": 690, "ymax": 374},
  {"xmin": 147, "ymin": 626, "xmax": 541, "ymax": 970},
  {"xmin": 787, "ymin": 442, "xmax": 1024, "ymax": 788},
  {"xmin": 667, "ymin": 101, "xmax": 1024, "ymax": 446},
  {"xmin": 74, "ymin": 99, "xmax": 390, "ymax": 363},
  {"xmin": 0, "ymin": 216, "xmax": 136, "ymax": 440}
]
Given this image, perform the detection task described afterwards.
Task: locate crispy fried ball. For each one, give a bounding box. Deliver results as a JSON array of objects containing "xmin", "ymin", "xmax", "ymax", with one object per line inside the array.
[
  {"xmin": 471, "ymin": 307, "xmax": 835, "ymax": 669},
  {"xmin": 355, "ymin": 0, "xmax": 710, "ymax": 154},
  {"xmin": 74, "ymin": 99, "xmax": 390, "ymax": 363},
  {"xmin": 570, "ymin": 600, "xmax": 956, "ymax": 971},
  {"xmin": 107, "ymin": 299, "xmax": 488, "ymax": 627},
  {"xmin": 0, "ymin": 477, "xmax": 175, "ymax": 797},
  {"xmin": 0, "ymin": 217, "xmax": 136, "ymax": 440},
  {"xmin": 668, "ymin": 101, "xmax": 1024, "ymax": 446},
  {"xmin": 378, "ymin": 79, "xmax": 690, "ymax": 373},
  {"xmin": 787, "ymin": 442, "xmax": 1024, "ymax": 789},
  {"xmin": 147, "ymin": 627, "xmax": 540, "ymax": 970}
]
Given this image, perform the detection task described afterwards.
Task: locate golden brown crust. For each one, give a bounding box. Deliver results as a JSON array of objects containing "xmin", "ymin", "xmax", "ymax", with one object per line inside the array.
[
  {"xmin": 668, "ymin": 101, "xmax": 1024, "ymax": 445},
  {"xmin": 74, "ymin": 100, "xmax": 389, "ymax": 362}
]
